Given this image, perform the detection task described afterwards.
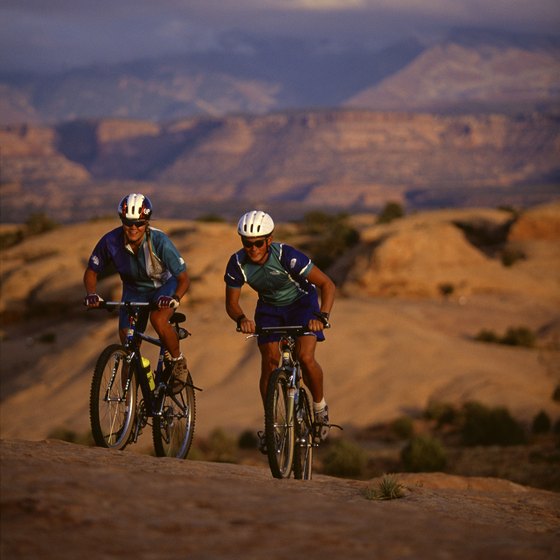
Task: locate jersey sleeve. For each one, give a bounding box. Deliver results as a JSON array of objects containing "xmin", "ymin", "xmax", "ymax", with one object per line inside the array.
[
  {"xmin": 224, "ymin": 252, "xmax": 245, "ymax": 288},
  {"xmin": 279, "ymin": 244, "xmax": 314, "ymax": 280},
  {"xmin": 87, "ymin": 234, "xmax": 111, "ymax": 273}
]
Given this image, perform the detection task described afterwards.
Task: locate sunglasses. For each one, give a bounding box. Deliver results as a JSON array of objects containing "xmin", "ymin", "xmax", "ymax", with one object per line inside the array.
[
  {"xmin": 242, "ymin": 237, "xmax": 268, "ymax": 249},
  {"xmin": 122, "ymin": 218, "xmax": 148, "ymax": 228}
]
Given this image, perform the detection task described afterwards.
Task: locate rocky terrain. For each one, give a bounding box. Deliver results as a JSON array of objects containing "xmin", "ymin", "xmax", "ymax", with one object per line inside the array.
[
  {"xmin": 1, "ymin": 439, "xmax": 559, "ymax": 560},
  {"xmin": 1, "ymin": 202, "xmax": 559, "ymax": 558}
]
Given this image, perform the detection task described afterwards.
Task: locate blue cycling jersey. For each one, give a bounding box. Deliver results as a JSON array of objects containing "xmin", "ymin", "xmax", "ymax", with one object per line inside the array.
[
  {"xmin": 224, "ymin": 242, "xmax": 315, "ymax": 306},
  {"xmin": 87, "ymin": 226, "xmax": 186, "ymax": 292}
]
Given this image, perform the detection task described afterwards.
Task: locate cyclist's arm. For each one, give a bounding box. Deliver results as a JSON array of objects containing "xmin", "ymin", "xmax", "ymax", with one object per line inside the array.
[
  {"xmin": 173, "ymin": 270, "xmax": 191, "ymax": 302},
  {"xmin": 84, "ymin": 267, "xmax": 98, "ymax": 294},
  {"xmin": 307, "ymin": 266, "xmax": 335, "ymax": 330},
  {"xmin": 225, "ymin": 285, "xmax": 255, "ymax": 333}
]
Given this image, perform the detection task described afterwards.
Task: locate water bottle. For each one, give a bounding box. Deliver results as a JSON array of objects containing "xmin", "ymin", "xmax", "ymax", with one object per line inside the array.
[{"xmin": 141, "ymin": 357, "xmax": 155, "ymax": 391}]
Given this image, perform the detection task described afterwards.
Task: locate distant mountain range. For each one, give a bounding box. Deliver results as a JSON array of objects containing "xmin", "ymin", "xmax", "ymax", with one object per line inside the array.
[
  {"xmin": 1, "ymin": 29, "xmax": 559, "ymax": 125},
  {"xmin": 1, "ymin": 28, "xmax": 559, "ymax": 223}
]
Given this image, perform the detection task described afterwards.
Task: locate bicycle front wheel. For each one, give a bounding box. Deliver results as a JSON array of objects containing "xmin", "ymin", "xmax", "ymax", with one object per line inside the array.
[
  {"xmin": 90, "ymin": 344, "xmax": 137, "ymax": 450},
  {"xmin": 153, "ymin": 372, "xmax": 196, "ymax": 459},
  {"xmin": 293, "ymin": 387, "xmax": 314, "ymax": 480},
  {"xmin": 265, "ymin": 368, "xmax": 295, "ymax": 479}
]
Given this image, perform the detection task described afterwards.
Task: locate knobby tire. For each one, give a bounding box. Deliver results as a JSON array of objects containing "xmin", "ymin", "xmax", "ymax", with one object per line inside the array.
[
  {"xmin": 90, "ymin": 344, "xmax": 137, "ymax": 450},
  {"xmin": 152, "ymin": 372, "xmax": 196, "ymax": 459},
  {"xmin": 264, "ymin": 368, "xmax": 295, "ymax": 479},
  {"xmin": 293, "ymin": 387, "xmax": 314, "ymax": 480}
]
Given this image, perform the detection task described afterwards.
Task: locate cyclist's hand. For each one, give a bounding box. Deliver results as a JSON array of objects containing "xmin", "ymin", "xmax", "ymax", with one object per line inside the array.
[
  {"xmin": 309, "ymin": 311, "xmax": 330, "ymax": 331},
  {"xmin": 84, "ymin": 293, "xmax": 103, "ymax": 307},
  {"xmin": 157, "ymin": 295, "xmax": 180, "ymax": 309},
  {"xmin": 237, "ymin": 317, "xmax": 256, "ymax": 334}
]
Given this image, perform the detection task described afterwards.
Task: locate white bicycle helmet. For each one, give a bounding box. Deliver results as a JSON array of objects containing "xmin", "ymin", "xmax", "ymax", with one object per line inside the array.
[
  {"xmin": 237, "ymin": 210, "xmax": 274, "ymax": 237},
  {"xmin": 118, "ymin": 193, "xmax": 153, "ymax": 221}
]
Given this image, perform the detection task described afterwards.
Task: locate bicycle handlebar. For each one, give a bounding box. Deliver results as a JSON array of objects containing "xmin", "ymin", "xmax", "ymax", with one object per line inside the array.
[
  {"xmin": 92, "ymin": 301, "xmax": 159, "ymax": 311},
  {"xmin": 237, "ymin": 325, "xmax": 313, "ymax": 337}
]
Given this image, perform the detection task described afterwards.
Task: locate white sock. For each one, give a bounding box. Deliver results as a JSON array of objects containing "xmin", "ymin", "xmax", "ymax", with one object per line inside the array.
[
  {"xmin": 171, "ymin": 353, "xmax": 184, "ymax": 362},
  {"xmin": 313, "ymin": 398, "xmax": 327, "ymax": 412}
]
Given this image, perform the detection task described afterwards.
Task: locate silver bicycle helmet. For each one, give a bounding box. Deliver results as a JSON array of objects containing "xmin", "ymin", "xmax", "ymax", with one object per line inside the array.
[
  {"xmin": 237, "ymin": 210, "xmax": 274, "ymax": 237},
  {"xmin": 118, "ymin": 193, "xmax": 153, "ymax": 221}
]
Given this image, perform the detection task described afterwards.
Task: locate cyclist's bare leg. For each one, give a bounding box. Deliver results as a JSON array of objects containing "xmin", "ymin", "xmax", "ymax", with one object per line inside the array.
[
  {"xmin": 150, "ymin": 309, "xmax": 181, "ymax": 357},
  {"xmin": 258, "ymin": 342, "xmax": 280, "ymax": 404},
  {"xmin": 296, "ymin": 335, "xmax": 324, "ymax": 404}
]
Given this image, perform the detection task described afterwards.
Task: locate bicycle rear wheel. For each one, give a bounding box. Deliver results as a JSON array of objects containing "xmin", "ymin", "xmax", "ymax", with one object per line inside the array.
[
  {"xmin": 153, "ymin": 372, "xmax": 196, "ymax": 459},
  {"xmin": 90, "ymin": 344, "xmax": 137, "ymax": 450},
  {"xmin": 293, "ymin": 387, "xmax": 314, "ymax": 480},
  {"xmin": 265, "ymin": 368, "xmax": 295, "ymax": 479}
]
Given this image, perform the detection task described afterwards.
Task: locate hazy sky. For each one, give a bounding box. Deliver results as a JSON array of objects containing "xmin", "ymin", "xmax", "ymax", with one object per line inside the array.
[{"xmin": 1, "ymin": 0, "xmax": 559, "ymax": 73}]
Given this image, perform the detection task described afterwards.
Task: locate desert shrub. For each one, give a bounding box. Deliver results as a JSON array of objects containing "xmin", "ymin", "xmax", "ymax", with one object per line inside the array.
[
  {"xmin": 238, "ymin": 429, "xmax": 258, "ymax": 449},
  {"xmin": 552, "ymin": 385, "xmax": 560, "ymax": 403},
  {"xmin": 0, "ymin": 228, "xmax": 24, "ymax": 249},
  {"xmin": 47, "ymin": 427, "xmax": 94, "ymax": 446},
  {"xmin": 195, "ymin": 213, "xmax": 225, "ymax": 223},
  {"xmin": 501, "ymin": 326, "xmax": 536, "ymax": 348},
  {"xmin": 203, "ymin": 428, "xmax": 238, "ymax": 463},
  {"xmin": 424, "ymin": 401, "xmax": 458, "ymax": 427},
  {"xmin": 391, "ymin": 416, "xmax": 414, "ymax": 439},
  {"xmin": 474, "ymin": 329, "xmax": 500, "ymax": 343},
  {"xmin": 377, "ymin": 201, "xmax": 405, "ymax": 224},
  {"xmin": 25, "ymin": 212, "xmax": 58, "ymax": 235},
  {"xmin": 461, "ymin": 402, "xmax": 526, "ymax": 446},
  {"xmin": 501, "ymin": 247, "xmax": 526, "ymax": 267},
  {"xmin": 532, "ymin": 410, "xmax": 551, "ymax": 434},
  {"xmin": 438, "ymin": 283, "xmax": 455, "ymax": 298},
  {"xmin": 474, "ymin": 326, "xmax": 536, "ymax": 348},
  {"xmin": 298, "ymin": 211, "xmax": 360, "ymax": 270},
  {"xmin": 401, "ymin": 435, "xmax": 447, "ymax": 472},
  {"xmin": 364, "ymin": 474, "xmax": 405, "ymax": 501},
  {"xmin": 321, "ymin": 439, "xmax": 367, "ymax": 478}
]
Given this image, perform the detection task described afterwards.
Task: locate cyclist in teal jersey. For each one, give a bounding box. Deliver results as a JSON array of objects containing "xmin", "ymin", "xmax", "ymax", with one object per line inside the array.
[
  {"xmin": 83, "ymin": 193, "xmax": 190, "ymax": 393},
  {"xmin": 224, "ymin": 210, "xmax": 336, "ymax": 444}
]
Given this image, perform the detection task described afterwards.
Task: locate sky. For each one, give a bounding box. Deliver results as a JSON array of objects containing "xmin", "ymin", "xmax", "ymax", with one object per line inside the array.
[{"xmin": 1, "ymin": 0, "xmax": 559, "ymax": 73}]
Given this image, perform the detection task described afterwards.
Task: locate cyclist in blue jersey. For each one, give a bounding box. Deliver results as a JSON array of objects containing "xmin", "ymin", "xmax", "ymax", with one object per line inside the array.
[
  {"xmin": 83, "ymin": 193, "xmax": 190, "ymax": 393},
  {"xmin": 224, "ymin": 210, "xmax": 336, "ymax": 447}
]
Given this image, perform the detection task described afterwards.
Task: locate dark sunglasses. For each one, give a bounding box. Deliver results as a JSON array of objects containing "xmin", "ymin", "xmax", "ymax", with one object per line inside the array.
[
  {"xmin": 242, "ymin": 237, "xmax": 268, "ymax": 249},
  {"xmin": 122, "ymin": 218, "xmax": 148, "ymax": 228}
]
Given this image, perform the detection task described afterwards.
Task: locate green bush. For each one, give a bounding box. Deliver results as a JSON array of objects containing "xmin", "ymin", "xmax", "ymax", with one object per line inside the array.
[
  {"xmin": 298, "ymin": 211, "xmax": 360, "ymax": 270},
  {"xmin": 424, "ymin": 401, "xmax": 458, "ymax": 427},
  {"xmin": 401, "ymin": 435, "xmax": 447, "ymax": 472},
  {"xmin": 25, "ymin": 212, "xmax": 58, "ymax": 235},
  {"xmin": 377, "ymin": 201, "xmax": 405, "ymax": 224},
  {"xmin": 461, "ymin": 402, "xmax": 526, "ymax": 446},
  {"xmin": 501, "ymin": 247, "xmax": 526, "ymax": 267},
  {"xmin": 364, "ymin": 474, "xmax": 405, "ymax": 501},
  {"xmin": 321, "ymin": 439, "xmax": 367, "ymax": 478},
  {"xmin": 238, "ymin": 429, "xmax": 258, "ymax": 449},
  {"xmin": 391, "ymin": 416, "xmax": 414, "ymax": 439},
  {"xmin": 532, "ymin": 410, "xmax": 551, "ymax": 434},
  {"xmin": 203, "ymin": 428, "xmax": 238, "ymax": 463},
  {"xmin": 501, "ymin": 327, "xmax": 536, "ymax": 348},
  {"xmin": 474, "ymin": 326, "xmax": 536, "ymax": 348}
]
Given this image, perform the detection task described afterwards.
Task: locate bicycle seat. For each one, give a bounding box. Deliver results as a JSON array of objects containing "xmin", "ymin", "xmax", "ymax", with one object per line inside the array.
[{"xmin": 170, "ymin": 312, "xmax": 186, "ymax": 323}]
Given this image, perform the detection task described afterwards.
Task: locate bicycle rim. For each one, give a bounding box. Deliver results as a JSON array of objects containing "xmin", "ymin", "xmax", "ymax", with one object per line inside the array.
[
  {"xmin": 90, "ymin": 344, "xmax": 137, "ymax": 450},
  {"xmin": 293, "ymin": 388, "xmax": 314, "ymax": 480},
  {"xmin": 265, "ymin": 368, "xmax": 294, "ymax": 479},
  {"xmin": 153, "ymin": 372, "xmax": 196, "ymax": 459}
]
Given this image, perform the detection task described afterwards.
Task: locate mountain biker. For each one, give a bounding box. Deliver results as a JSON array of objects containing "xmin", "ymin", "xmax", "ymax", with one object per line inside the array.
[
  {"xmin": 83, "ymin": 193, "xmax": 190, "ymax": 393},
  {"xmin": 224, "ymin": 210, "xmax": 336, "ymax": 448}
]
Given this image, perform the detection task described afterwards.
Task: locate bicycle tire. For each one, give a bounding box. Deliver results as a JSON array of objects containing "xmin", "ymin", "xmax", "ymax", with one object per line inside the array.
[
  {"xmin": 90, "ymin": 344, "xmax": 137, "ymax": 450},
  {"xmin": 264, "ymin": 368, "xmax": 295, "ymax": 479},
  {"xmin": 293, "ymin": 387, "xmax": 314, "ymax": 480},
  {"xmin": 152, "ymin": 372, "xmax": 196, "ymax": 459}
]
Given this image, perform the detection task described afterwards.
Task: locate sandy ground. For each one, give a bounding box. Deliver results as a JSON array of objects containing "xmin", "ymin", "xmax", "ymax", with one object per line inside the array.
[{"xmin": 1, "ymin": 439, "xmax": 559, "ymax": 560}]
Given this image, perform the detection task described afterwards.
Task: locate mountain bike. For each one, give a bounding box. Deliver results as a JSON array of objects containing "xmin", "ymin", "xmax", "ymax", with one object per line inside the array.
[
  {"xmin": 88, "ymin": 301, "xmax": 200, "ymax": 459},
  {"xmin": 243, "ymin": 325, "xmax": 328, "ymax": 480}
]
